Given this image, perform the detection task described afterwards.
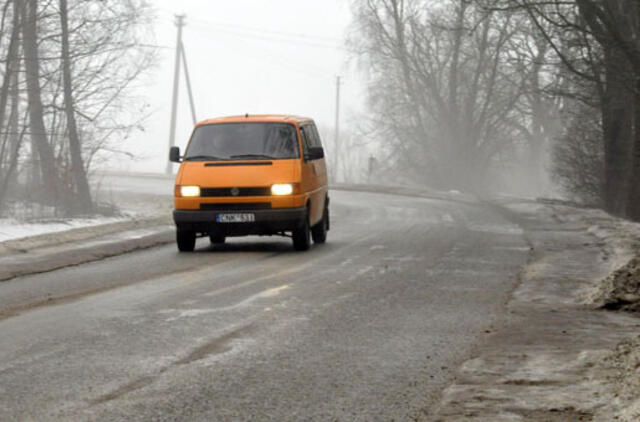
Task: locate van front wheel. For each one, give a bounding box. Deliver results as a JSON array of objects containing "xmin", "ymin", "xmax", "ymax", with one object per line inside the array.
[
  {"xmin": 292, "ymin": 213, "xmax": 311, "ymax": 251},
  {"xmin": 177, "ymin": 229, "xmax": 196, "ymax": 252}
]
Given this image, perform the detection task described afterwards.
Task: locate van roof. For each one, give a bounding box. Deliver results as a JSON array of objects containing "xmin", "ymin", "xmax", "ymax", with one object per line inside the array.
[{"xmin": 197, "ymin": 114, "xmax": 313, "ymax": 126}]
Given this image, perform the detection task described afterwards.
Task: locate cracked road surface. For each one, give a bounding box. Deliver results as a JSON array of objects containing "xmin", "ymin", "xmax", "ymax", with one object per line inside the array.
[{"xmin": 0, "ymin": 190, "xmax": 529, "ymax": 421}]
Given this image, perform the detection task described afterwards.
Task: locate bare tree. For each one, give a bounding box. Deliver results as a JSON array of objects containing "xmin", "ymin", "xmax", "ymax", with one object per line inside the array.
[
  {"xmin": 0, "ymin": 0, "xmax": 23, "ymax": 208},
  {"xmin": 20, "ymin": 0, "xmax": 60, "ymax": 206},
  {"xmin": 487, "ymin": 0, "xmax": 640, "ymax": 218},
  {"xmin": 351, "ymin": 0, "xmax": 532, "ymax": 193},
  {"xmin": 552, "ymin": 99, "xmax": 604, "ymax": 205},
  {"xmin": 59, "ymin": 0, "xmax": 91, "ymax": 212},
  {"xmin": 0, "ymin": 0, "xmax": 154, "ymax": 216}
]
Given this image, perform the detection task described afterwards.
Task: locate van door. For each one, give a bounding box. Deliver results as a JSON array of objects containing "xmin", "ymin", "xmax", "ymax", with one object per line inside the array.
[{"xmin": 299, "ymin": 125, "xmax": 323, "ymax": 225}]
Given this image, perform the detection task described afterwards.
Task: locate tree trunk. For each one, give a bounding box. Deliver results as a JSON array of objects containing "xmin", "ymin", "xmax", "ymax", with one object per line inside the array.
[
  {"xmin": 0, "ymin": 1, "xmax": 19, "ymax": 142},
  {"xmin": 6, "ymin": 62, "xmax": 21, "ymax": 188},
  {"xmin": 59, "ymin": 0, "xmax": 92, "ymax": 213},
  {"xmin": 624, "ymin": 2, "xmax": 640, "ymax": 220},
  {"xmin": 447, "ymin": 1, "xmax": 467, "ymax": 189},
  {"xmin": 388, "ymin": 0, "xmax": 433, "ymax": 184},
  {"xmin": 0, "ymin": 1, "xmax": 21, "ymax": 209},
  {"xmin": 0, "ymin": 72, "xmax": 24, "ymax": 211},
  {"xmin": 19, "ymin": 0, "xmax": 59, "ymax": 206},
  {"xmin": 601, "ymin": 48, "xmax": 633, "ymax": 216},
  {"xmin": 527, "ymin": 38, "xmax": 550, "ymax": 195},
  {"xmin": 625, "ymin": 79, "xmax": 640, "ymax": 220}
]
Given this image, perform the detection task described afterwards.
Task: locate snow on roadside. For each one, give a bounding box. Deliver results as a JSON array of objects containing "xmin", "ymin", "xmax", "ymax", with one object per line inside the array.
[
  {"xmin": 524, "ymin": 200, "xmax": 640, "ymax": 421},
  {"xmin": 502, "ymin": 199, "xmax": 640, "ymax": 306},
  {"xmin": 596, "ymin": 335, "xmax": 640, "ymax": 422},
  {"xmin": 0, "ymin": 180, "xmax": 172, "ymax": 244},
  {"xmin": 433, "ymin": 198, "xmax": 640, "ymax": 421},
  {"xmin": 0, "ymin": 216, "xmax": 130, "ymax": 243},
  {"xmin": 580, "ymin": 212, "xmax": 640, "ymax": 307}
]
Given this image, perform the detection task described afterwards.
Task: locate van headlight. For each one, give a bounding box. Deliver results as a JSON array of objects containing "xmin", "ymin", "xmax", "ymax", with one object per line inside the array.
[
  {"xmin": 180, "ymin": 185, "xmax": 200, "ymax": 197},
  {"xmin": 271, "ymin": 183, "xmax": 293, "ymax": 196}
]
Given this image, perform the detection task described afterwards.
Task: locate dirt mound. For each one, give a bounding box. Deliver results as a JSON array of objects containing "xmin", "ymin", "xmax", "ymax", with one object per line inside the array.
[{"xmin": 600, "ymin": 257, "xmax": 640, "ymax": 312}]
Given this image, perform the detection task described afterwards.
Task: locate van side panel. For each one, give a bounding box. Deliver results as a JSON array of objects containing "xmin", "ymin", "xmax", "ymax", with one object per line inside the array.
[{"xmin": 297, "ymin": 124, "xmax": 325, "ymax": 226}]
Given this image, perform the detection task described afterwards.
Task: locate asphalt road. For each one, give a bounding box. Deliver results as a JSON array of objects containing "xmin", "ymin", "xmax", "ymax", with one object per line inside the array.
[{"xmin": 0, "ymin": 189, "xmax": 530, "ymax": 421}]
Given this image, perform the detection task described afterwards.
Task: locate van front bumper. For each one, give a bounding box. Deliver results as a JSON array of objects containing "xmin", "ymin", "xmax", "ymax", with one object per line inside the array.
[{"xmin": 173, "ymin": 207, "xmax": 307, "ymax": 236}]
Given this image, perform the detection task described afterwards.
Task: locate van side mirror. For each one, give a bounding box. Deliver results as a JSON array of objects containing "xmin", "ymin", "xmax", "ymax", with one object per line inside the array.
[
  {"xmin": 305, "ymin": 146, "xmax": 324, "ymax": 161},
  {"xmin": 169, "ymin": 146, "xmax": 181, "ymax": 163}
]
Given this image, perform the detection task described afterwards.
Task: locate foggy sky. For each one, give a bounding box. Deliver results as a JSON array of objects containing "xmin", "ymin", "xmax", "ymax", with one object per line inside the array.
[{"xmin": 114, "ymin": 0, "xmax": 362, "ymax": 174}]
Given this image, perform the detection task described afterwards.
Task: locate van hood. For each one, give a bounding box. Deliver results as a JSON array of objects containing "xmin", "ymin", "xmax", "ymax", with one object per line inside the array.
[{"xmin": 177, "ymin": 159, "xmax": 299, "ymax": 188}]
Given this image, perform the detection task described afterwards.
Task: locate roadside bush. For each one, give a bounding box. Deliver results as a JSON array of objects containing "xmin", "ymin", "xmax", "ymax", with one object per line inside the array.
[{"xmin": 551, "ymin": 102, "xmax": 604, "ymax": 206}]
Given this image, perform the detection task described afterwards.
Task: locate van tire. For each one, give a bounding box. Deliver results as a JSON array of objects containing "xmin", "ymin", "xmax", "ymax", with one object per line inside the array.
[
  {"xmin": 312, "ymin": 206, "xmax": 328, "ymax": 244},
  {"xmin": 292, "ymin": 212, "xmax": 311, "ymax": 251},
  {"xmin": 177, "ymin": 230, "xmax": 196, "ymax": 252},
  {"xmin": 209, "ymin": 233, "xmax": 226, "ymax": 244}
]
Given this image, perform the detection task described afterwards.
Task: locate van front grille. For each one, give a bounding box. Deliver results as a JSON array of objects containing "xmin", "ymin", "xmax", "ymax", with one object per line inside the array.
[
  {"xmin": 200, "ymin": 187, "xmax": 271, "ymax": 197},
  {"xmin": 200, "ymin": 203, "xmax": 272, "ymax": 211}
]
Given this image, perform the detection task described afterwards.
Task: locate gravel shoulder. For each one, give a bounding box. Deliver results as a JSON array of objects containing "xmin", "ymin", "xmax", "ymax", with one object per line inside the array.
[{"xmin": 429, "ymin": 200, "xmax": 640, "ymax": 421}]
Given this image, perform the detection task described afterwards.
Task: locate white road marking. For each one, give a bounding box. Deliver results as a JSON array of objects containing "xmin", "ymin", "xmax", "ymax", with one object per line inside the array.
[{"xmin": 165, "ymin": 285, "xmax": 290, "ymax": 321}]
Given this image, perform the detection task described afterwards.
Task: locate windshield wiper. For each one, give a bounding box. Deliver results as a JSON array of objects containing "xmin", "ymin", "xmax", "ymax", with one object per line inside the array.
[
  {"xmin": 229, "ymin": 154, "xmax": 276, "ymax": 160},
  {"xmin": 184, "ymin": 155, "xmax": 226, "ymax": 161}
]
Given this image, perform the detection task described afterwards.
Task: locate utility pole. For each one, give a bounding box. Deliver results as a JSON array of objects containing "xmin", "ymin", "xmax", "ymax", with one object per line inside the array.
[
  {"xmin": 166, "ymin": 14, "xmax": 186, "ymax": 175},
  {"xmin": 180, "ymin": 44, "xmax": 197, "ymax": 126},
  {"xmin": 334, "ymin": 76, "xmax": 341, "ymax": 182}
]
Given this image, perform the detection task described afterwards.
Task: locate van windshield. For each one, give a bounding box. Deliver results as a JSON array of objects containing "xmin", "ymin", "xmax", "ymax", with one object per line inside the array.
[{"xmin": 184, "ymin": 122, "xmax": 299, "ymax": 161}]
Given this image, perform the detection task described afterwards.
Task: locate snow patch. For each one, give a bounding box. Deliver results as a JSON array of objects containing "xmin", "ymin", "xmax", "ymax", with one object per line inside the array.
[
  {"xmin": 465, "ymin": 222, "xmax": 524, "ymax": 235},
  {"xmin": 492, "ymin": 245, "xmax": 531, "ymax": 252},
  {"xmin": 347, "ymin": 266, "xmax": 374, "ymax": 281},
  {"xmin": 441, "ymin": 213, "xmax": 454, "ymax": 223},
  {"xmin": 166, "ymin": 285, "xmax": 290, "ymax": 321},
  {"xmin": 340, "ymin": 258, "xmax": 354, "ymax": 266},
  {"xmin": 0, "ymin": 216, "xmax": 128, "ymax": 243},
  {"xmin": 383, "ymin": 256, "xmax": 422, "ymax": 262}
]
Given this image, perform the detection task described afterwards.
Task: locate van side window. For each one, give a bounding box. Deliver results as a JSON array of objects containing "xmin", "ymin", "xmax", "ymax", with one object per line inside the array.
[
  {"xmin": 300, "ymin": 126, "xmax": 311, "ymax": 154},
  {"xmin": 303, "ymin": 124, "xmax": 320, "ymax": 148},
  {"xmin": 310, "ymin": 124, "xmax": 323, "ymax": 148},
  {"xmin": 307, "ymin": 126, "xmax": 318, "ymax": 148}
]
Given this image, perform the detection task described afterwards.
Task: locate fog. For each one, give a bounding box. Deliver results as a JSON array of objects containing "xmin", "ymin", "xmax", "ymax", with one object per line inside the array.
[
  {"xmin": 4, "ymin": 2, "xmax": 640, "ymax": 419},
  {"xmin": 2, "ymin": 0, "xmax": 640, "ymax": 220},
  {"xmin": 117, "ymin": 0, "xmax": 364, "ymax": 176}
]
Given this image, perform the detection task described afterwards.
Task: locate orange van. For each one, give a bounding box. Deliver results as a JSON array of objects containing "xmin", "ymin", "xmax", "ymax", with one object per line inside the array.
[{"xmin": 169, "ymin": 114, "xmax": 329, "ymax": 252}]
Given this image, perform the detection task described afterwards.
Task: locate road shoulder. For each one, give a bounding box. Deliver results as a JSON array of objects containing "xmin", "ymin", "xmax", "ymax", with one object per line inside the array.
[
  {"xmin": 0, "ymin": 220, "xmax": 174, "ymax": 282},
  {"xmin": 0, "ymin": 185, "xmax": 468, "ymax": 283},
  {"xmin": 428, "ymin": 200, "xmax": 640, "ymax": 421},
  {"xmin": 0, "ymin": 192, "xmax": 174, "ymax": 282}
]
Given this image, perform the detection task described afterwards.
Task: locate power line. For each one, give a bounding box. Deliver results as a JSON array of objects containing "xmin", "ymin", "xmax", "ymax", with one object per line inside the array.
[
  {"xmin": 174, "ymin": 21, "xmax": 338, "ymax": 80},
  {"xmin": 209, "ymin": 34, "xmax": 335, "ymax": 80},
  {"xmin": 137, "ymin": 43, "xmax": 173, "ymax": 50},
  {"xmin": 187, "ymin": 20, "xmax": 347, "ymax": 51},
  {"xmin": 154, "ymin": 13, "xmax": 348, "ymax": 80},
  {"xmin": 190, "ymin": 16, "xmax": 342, "ymax": 43},
  {"xmin": 156, "ymin": 8, "xmax": 342, "ymax": 44}
]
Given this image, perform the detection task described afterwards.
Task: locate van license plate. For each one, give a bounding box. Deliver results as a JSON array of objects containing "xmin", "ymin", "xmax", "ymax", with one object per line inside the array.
[{"xmin": 216, "ymin": 213, "xmax": 255, "ymax": 223}]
